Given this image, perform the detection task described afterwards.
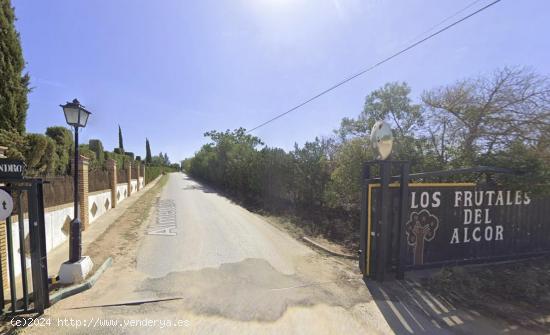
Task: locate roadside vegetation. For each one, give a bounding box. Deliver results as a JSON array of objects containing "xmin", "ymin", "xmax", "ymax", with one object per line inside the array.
[{"xmin": 183, "ymin": 67, "xmax": 550, "ymax": 250}]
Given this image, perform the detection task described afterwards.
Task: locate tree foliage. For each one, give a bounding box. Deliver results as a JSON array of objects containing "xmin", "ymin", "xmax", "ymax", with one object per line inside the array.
[
  {"xmin": 145, "ymin": 138, "xmax": 152, "ymax": 164},
  {"xmin": 88, "ymin": 139, "xmax": 105, "ymax": 166},
  {"xmin": 185, "ymin": 68, "xmax": 550, "ymax": 247},
  {"xmin": 46, "ymin": 126, "xmax": 73, "ymax": 174},
  {"xmin": 118, "ymin": 125, "xmax": 124, "ymax": 153},
  {"xmin": 0, "ymin": 0, "xmax": 30, "ymax": 134},
  {"xmin": 24, "ymin": 133, "xmax": 57, "ymax": 176}
]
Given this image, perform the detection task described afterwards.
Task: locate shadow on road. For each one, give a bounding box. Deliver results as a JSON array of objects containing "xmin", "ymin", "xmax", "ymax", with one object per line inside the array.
[
  {"xmin": 365, "ymin": 278, "xmax": 540, "ymax": 335},
  {"xmin": 181, "ymin": 184, "xmax": 216, "ymax": 193}
]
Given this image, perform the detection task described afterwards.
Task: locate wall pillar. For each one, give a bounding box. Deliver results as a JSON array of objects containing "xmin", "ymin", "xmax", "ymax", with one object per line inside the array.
[
  {"xmin": 142, "ymin": 164, "xmax": 146, "ymax": 186},
  {"xmin": 106, "ymin": 159, "xmax": 117, "ymax": 209},
  {"xmin": 0, "ymin": 146, "xmax": 8, "ymax": 292},
  {"xmin": 127, "ymin": 162, "xmax": 132, "ymax": 197},
  {"xmin": 78, "ymin": 155, "xmax": 90, "ymax": 230},
  {"xmin": 136, "ymin": 161, "xmax": 141, "ymax": 191}
]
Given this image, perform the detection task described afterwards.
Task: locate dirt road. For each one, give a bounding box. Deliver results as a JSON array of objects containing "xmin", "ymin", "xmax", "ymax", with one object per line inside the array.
[{"xmin": 22, "ymin": 173, "xmax": 391, "ymax": 334}]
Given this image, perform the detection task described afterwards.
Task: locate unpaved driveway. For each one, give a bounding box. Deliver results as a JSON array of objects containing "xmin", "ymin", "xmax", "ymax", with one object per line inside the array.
[{"xmin": 22, "ymin": 173, "xmax": 390, "ymax": 334}]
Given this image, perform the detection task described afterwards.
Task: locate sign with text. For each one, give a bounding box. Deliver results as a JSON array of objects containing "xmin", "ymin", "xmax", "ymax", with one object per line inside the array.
[
  {"xmin": 0, "ymin": 159, "xmax": 26, "ymax": 179},
  {"xmin": 370, "ymin": 184, "xmax": 550, "ymax": 269}
]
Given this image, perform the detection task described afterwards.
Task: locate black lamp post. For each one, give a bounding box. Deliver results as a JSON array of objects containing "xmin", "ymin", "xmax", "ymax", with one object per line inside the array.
[{"xmin": 60, "ymin": 99, "xmax": 91, "ymax": 263}]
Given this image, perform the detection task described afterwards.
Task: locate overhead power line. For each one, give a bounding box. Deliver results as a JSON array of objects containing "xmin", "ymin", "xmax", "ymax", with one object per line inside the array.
[{"xmin": 247, "ymin": 0, "xmax": 502, "ymax": 133}]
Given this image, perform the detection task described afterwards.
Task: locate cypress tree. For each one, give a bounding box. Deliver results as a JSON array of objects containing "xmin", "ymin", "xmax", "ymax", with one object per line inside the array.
[
  {"xmin": 118, "ymin": 125, "xmax": 124, "ymax": 153},
  {"xmin": 0, "ymin": 0, "xmax": 30, "ymax": 133},
  {"xmin": 145, "ymin": 138, "xmax": 152, "ymax": 164}
]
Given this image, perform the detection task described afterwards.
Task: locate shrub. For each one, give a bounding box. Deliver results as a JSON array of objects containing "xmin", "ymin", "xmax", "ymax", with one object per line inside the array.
[
  {"xmin": 24, "ymin": 133, "xmax": 58, "ymax": 176},
  {"xmin": 145, "ymin": 165, "xmax": 177, "ymax": 184},
  {"xmin": 88, "ymin": 139, "xmax": 105, "ymax": 167},
  {"xmin": 46, "ymin": 126, "xmax": 73, "ymax": 175},
  {"xmin": 0, "ymin": 128, "xmax": 27, "ymax": 161}
]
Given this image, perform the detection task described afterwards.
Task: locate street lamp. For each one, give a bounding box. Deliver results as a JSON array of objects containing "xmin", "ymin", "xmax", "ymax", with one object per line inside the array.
[{"xmin": 60, "ymin": 99, "xmax": 91, "ymax": 263}]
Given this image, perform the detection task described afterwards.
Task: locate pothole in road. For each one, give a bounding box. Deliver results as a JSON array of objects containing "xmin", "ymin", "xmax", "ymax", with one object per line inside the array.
[{"xmin": 137, "ymin": 258, "xmax": 371, "ymax": 322}]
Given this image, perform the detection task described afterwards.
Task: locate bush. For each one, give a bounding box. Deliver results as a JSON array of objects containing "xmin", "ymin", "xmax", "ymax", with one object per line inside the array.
[
  {"xmin": 24, "ymin": 133, "xmax": 58, "ymax": 176},
  {"xmin": 105, "ymin": 151, "xmax": 130, "ymax": 170},
  {"xmin": 145, "ymin": 165, "xmax": 177, "ymax": 184},
  {"xmin": 0, "ymin": 128, "xmax": 27, "ymax": 161},
  {"xmin": 88, "ymin": 139, "xmax": 105, "ymax": 167},
  {"xmin": 78, "ymin": 144, "xmax": 101, "ymax": 169},
  {"xmin": 46, "ymin": 126, "xmax": 73, "ymax": 175}
]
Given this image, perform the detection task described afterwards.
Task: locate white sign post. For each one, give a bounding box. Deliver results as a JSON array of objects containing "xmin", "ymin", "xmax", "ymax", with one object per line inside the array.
[{"xmin": 0, "ymin": 189, "xmax": 14, "ymax": 221}]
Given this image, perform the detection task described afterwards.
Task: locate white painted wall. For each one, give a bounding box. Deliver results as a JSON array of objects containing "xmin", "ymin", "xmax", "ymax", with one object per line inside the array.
[
  {"xmin": 7, "ymin": 204, "xmax": 73, "ymax": 277},
  {"xmin": 4, "ymin": 174, "xmax": 150, "ymax": 279},
  {"xmin": 117, "ymin": 183, "xmax": 129, "ymax": 202},
  {"xmin": 131, "ymin": 179, "xmax": 138, "ymax": 194},
  {"xmin": 88, "ymin": 190, "xmax": 111, "ymax": 224},
  {"xmin": 139, "ymin": 177, "xmax": 144, "ymax": 189}
]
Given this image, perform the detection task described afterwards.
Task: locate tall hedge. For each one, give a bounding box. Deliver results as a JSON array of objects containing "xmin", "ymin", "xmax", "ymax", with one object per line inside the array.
[
  {"xmin": 46, "ymin": 126, "xmax": 73, "ymax": 175},
  {"xmin": 105, "ymin": 150, "xmax": 130, "ymax": 170},
  {"xmin": 89, "ymin": 139, "xmax": 105, "ymax": 167},
  {"xmin": 0, "ymin": 0, "xmax": 30, "ymax": 134},
  {"xmin": 25, "ymin": 133, "xmax": 57, "ymax": 176}
]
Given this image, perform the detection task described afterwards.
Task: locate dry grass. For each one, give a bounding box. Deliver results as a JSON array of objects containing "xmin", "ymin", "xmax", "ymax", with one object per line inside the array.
[{"xmin": 423, "ymin": 257, "xmax": 550, "ymax": 331}]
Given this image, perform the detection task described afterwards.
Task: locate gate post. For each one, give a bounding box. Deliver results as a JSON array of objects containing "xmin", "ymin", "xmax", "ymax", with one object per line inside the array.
[
  {"xmin": 0, "ymin": 146, "xmax": 8, "ymax": 293},
  {"xmin": 359, "ymin": 163, "xmax": 371, "ymax": 276},
  {"xmin": 396, "ymin": 162, "xmax": 410, "ymax": 279},
  {"xmin": 376, "ymin": 160, "xmax": 391, "ymax": 281}
]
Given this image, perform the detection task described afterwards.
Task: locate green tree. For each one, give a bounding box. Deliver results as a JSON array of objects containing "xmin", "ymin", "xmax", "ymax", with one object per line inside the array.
[
  {"xmin": 0, "ymin": 0, "xmax": 30, "ymax": 134},
  {"xmin": 24, "ymin": 134, "xmax": 57, "ymax": 175},
  {"xmin": 45, "ymin": 126, "xmax": 73, "ymax": 175},
  {"xmin": 290, "ymin": 138, "xmax": 331, "ymax": 208},
  {"xmin": 422, "ymin": 67, "xmax": 550, "ymax": 167},
  {"xmin": 118, "ymin": 125, "xmax": 124, "ymax": 153},
  {"xmin": 325, "ymin": 137, "xmax": 371, "ymax": 209},
  {"xmin": 336, "ymin": 82, "xmax": 423, "ymax": 141},
  {"xmin": 0, "ymin": 128, "xmax": 26, "ymax": 160},
  {"xmin": 145, "ymin": 138, "xmax": 152, "ymax": 164},
  {"xmin": 336, "ymin": 82, "xmax": 426, "ymax": 165}
]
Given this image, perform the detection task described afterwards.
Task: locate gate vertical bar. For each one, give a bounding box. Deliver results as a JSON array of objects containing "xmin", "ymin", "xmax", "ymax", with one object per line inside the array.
[
  {"xmin": 5, "ymin": 215, "xmax": 16, "ymax": 313},
  {"xmin": 16, "ymin": 191, "xmax": 29, "ymax": 310},
  {"xmin": 28, "ymin": 182, "xmax": 44, "ymax": 314},
  {"xmin": 0, "ymin": 219, "xmax": 3, "ymax": 313},
  {"xmin": 376, "ymin": 161, "xmax": 391, "ymax": 281},
  {"xmin": 359, "ymin": 163, "xmax": 371, "ymax": 275},
  {"xmin": 396, "ymin": 162, "xmax": 410, "ymax": 279},
  {"xmin": 36, "ymin": 180, "xmax": 49, "ymax": 307}
]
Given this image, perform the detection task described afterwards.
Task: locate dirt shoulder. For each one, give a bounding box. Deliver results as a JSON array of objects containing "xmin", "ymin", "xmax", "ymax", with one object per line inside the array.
[
  {"xmin": 422, "ymin": 257, "xmax": 550, "ymax": 332},
  {"xmin": 84, "ymin": 175, "xmax": 168, "ymax": 271}
]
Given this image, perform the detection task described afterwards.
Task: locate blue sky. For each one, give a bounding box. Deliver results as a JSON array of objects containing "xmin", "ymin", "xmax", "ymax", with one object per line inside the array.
[{"xmin": 13, "ymin": 0, "xmax": 550, "ymax": 162}]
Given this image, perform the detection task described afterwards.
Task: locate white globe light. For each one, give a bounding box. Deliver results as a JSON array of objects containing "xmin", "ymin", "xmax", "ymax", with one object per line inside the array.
[{"xmin": 370, "ymin": 121, "xmax": 393, "ymax": 160}]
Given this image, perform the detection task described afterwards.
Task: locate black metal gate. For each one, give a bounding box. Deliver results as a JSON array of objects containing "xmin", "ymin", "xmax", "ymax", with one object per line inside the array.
[
  {"xmin": 0, "ymin": 178, "xmax": 49, "ymax": 315},
  {"xmin": 359, "ymin": 162, "xmax": 519, "ymax": 281}
]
